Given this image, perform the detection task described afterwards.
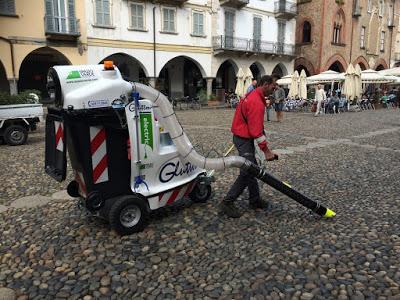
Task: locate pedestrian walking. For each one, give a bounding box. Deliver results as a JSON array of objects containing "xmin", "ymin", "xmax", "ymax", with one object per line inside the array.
[
  {"xmin": 219, "ymin": 75, "xmax": 278, "ymax": 218},
  {"xmin": 314, "ymin": 84, "xmax": 326, "ymax": 116},
  {"xmin": 246, "ymin": 79, "xmax": 257, "ymax": 94},
  {"xmin": 272, "ymin": 74, "xmax": 285, "ymax": 122}
]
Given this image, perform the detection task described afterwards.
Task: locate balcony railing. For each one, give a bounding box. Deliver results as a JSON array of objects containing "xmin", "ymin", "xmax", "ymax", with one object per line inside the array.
[
  {"xmin": 154, "ymin": 0, "xmax": 188, "ymax": 5},
  {"xmin": 274, "ymin": 1, "xmax": 297, "ymax": 19},
  {"xmin": 44, "ymin": 15, "xmax": 80, "ymax": 39},
  {"xmin": 219, "ymin": 0, "xmax": 249, "ymax": 9},
  {"xmin": 212, "ymin": 35, "xmax": 295, "ymax": 56}
]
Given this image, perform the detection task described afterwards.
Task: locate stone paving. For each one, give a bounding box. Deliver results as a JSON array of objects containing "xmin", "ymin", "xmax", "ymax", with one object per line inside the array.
[{"xmin": 1, "ymin": 108, "xmax": 400, "ymax": 299}]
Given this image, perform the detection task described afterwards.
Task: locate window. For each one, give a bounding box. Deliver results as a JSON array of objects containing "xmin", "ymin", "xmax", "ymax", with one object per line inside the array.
[
  {"xmin": 380, "ymin": 31, "xmax": 385, "ymax": 52},
  {"xmin": 224, "ymin": 11, "xmax": 235, "ymax": 48},
  {"xmin": 130, "ymin": 3, "xmax": 144, "ymax": 30},
  {"xmin": 45, "ymin": 0, "xmax": 77, "ymax": 33},
  {"xmin": 253, "ymin": 16, "xmax": 262, "ymax": 51},
  {"xmin": 162, "ymin": 7, "xmax": 175, "ymax": 33},
  {"xmin": 0, "ymin": 0, "xmax": 15, "ymax": 15},
  {"xmin": 95, "ymin": 0, "xmax": 111, "ymax": 26},
  {"xmin": 192, "ymin": 11, "xmax": 204, "ymax": 36},
  {"xmin": 277, "ymin": 20, "xmax": 286, "ymax": 53},
  {"xmin": 367, "ymin": 0, "xmax": 372, "ymax": 12},
  {"xmin": 332, "ymin": 11, "xmax": 344, "ymax": 44},
  {"xmin": 302, "ymin": 21, "xmax": 311, "ymax": 43},
  {"xmin": 360, "ymin": 26, "xmax": 365, "ymax": 48},
  {"xmin": 379, "ymin": 0, "xmax": 384, "ymax": 16}
]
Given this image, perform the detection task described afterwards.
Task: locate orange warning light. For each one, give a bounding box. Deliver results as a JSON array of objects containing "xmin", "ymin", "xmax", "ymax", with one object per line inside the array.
[{"xmin": 104, "ymin": 61, "xmax": 114, "ymax": 70}]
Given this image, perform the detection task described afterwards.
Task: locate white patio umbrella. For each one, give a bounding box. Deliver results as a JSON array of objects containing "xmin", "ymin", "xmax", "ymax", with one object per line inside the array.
[
  {"xmin": 354, "ymin": 64, "xmax": 362, "ymax": 99},
  {"xmin": 235, "ymin": 68, "xmax": 245, "ymax": 97},
  {"xmin": 384, "ymin": 75, "xmax": 400, "ymax": 85},
  {"xmin": 361, "ymin": 69, "xmax": 393, "ymax": 84},
  {"xmin": 243, "ymin": 68, "xmax": 253, "ymax": 94},
  {"xmin": 307, "ymin": 70, "xmax": 345, "ymax": 85},
  {"xmin": 342, "ymin": 64, "xmax": 355, "ymax": 100},
  {"xmin": 277, "ymin": 74, "xmax": 292, "ymax": 86},
  {"xmin": 288, "ymin": 70, "xmax": 299, "ymax": 98},
  {"xmin": 379, "ymin": 67, "xmax": 400, "ymax": 76},
  {"xmin": 299, "ymin": 69, "xmax": 308, "ymax": 99}
]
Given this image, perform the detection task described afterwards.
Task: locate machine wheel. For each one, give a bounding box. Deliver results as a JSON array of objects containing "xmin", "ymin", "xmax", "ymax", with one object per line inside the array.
[
  {"xmin": 189, "ymin": 183, "xmax": 212, "ymax": 203},
  {"xmin": 109, "ymin": 196, "xmax": 148, "ymax": 235},
  {"xmin": 4, "ymin": 125, "xmax": 28, "ymax": 146}
]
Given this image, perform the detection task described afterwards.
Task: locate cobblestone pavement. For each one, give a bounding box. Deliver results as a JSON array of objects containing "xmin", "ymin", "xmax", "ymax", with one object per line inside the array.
[{"xmin": 1, "ymin": 108, "xmax": 400, "ymax": 299}]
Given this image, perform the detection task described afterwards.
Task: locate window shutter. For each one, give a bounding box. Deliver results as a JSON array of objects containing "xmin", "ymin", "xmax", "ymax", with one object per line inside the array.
[
  {"xmin": 200, "ymin": 15, "xmax": 204, "ymax": 35},
  {"xmin": 137, "ymin": 5, "xmax": 143, "ymax": 29},
  {"xmin": 6, "ymin": 0, "xmax": 15, "ymax": 14},
  {"xmin": 103, "ymin": 0, "xmax": 110, "ymax": 25},
  {"xmin": 95, "ymin": 0, "xmax": 103, "ymax": 25},
  {"xmin": 0, "ymin": 0, "xmax": 16, "ymax": 15},
  {"xmin": 171, "ymin": 10, "xmax": 175, "ymax": 32},
  {"xmin": 193, "ymin": 12, "xmax": 198, "ymax": 35},
  {"xmin": 68, "ymin": 0, "xmax": 76, "ymax": 33},
  {"xmin": 45, "ymin": 0, "xmax": 55, "ymax": 32}
]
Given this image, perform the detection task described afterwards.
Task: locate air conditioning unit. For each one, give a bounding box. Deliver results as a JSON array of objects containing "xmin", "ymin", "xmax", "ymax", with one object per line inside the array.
[{"xmin": 388, "ymin": 19, "xmax": 394, "ymax": 28}]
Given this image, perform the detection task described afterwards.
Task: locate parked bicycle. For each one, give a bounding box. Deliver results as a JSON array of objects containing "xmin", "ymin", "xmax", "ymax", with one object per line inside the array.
[{"xmin": 225, "ymin": 91, "xmax": 239, "ymax": 108}]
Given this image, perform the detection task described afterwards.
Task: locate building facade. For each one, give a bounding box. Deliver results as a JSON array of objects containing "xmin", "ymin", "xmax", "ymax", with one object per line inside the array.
[
  {"xmin": 0, "ymin": 0, "xmax": 296, "ymax": 98},
  {"xmin": 0, "ymin": 0, "xmax": 87, "ymax": 95},
  {"xmin": 295, "ymin": 0, "xmax": 398, "ymax": 75},
  {"xmin": 85, "ymin": 0, "xmax": 297, "ymax": 99}
]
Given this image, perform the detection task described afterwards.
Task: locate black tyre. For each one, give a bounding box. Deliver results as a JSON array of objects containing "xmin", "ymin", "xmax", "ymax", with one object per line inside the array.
[
  {"xmin": 189, "ymin": 183, "xmax": 212, "ymax": 203},
  {"xmin": 109, "ymin": 196, "xmax": 148, "ymax": 235},
  {"xmin": 4, "ymin": 125, "xmax": 28, "ymax": 146}
]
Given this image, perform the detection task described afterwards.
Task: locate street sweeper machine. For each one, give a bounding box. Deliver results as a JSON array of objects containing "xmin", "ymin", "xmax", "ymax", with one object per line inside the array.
[{"xmin": 45, "ymin": 61, "xmax": 335, "ymax": 235}]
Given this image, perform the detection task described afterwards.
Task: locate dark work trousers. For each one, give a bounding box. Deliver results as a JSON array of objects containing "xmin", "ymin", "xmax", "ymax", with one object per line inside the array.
[{"xmin": 224, "ymin": 135, "xmax": 261, "ymax": 203}]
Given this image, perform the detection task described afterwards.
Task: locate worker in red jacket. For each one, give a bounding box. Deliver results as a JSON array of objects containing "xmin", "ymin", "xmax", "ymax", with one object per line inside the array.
[{"xmin": 219, "ymin": 75, "xmax": 278, "ymax": 218}]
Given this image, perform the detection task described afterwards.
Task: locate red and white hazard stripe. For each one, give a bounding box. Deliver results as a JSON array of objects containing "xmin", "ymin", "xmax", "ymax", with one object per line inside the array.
[
  {"xmin": 158, "ymin": 181, "xmax": 196, "ymax": 206},
  {"xmin": 54, "ymin": 121, "xmax": 64, "ymax": 152},
  {"xmin": 75, "ymin": 170, "xmax": 87, "ymax": 197},
  {"xmin": 90, "ymin": 126, "xmax": 109, "ymax": 184}
]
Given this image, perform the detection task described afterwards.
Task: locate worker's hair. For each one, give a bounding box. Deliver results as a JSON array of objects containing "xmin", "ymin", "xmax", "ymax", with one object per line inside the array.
[
  {"xmin": 271, "ymin": 73, "xmax": 281, "ymax": 81},
  {"xmin": 258, "ymin": 75, "xmax": 274, "ymax": 86}
]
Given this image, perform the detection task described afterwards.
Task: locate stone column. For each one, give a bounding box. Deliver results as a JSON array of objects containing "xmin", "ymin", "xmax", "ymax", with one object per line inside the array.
[
  {"xmin": 9, "ymin": 79, "xmax": 17, "ymax": 95},
  {"xmin": 147, "ymin": 77, "xmax": 157, "ymax": 88},
  {"xmin": 205, "ymin": 77, "xmax": 214, "ymax": 98}
]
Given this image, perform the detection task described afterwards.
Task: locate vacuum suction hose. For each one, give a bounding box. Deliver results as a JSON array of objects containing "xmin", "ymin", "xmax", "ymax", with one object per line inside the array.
[{"xmin": 131, "ymin": 83, "xmax": 335, "ymax": 218}]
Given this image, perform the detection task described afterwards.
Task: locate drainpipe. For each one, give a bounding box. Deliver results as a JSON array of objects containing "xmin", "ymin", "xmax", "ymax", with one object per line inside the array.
[
  {"xmin": 0, "ymin": 36, "xmax": 17, "ymax": 95},
  {"xmin": 153, "ymin": 6, "xmax": 157, "ymax": 87}
]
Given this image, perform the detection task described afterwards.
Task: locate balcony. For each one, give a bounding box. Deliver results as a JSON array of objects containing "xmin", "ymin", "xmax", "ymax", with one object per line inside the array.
[
  {"xmin": 219, "ymin": 0, "xmax": 249, "ymax": 9},
  {"xmin": 274, "ymin": 1, "xmax": 297, "ymax": 19},
  {"xmin": 44, "ymin": 15, "xmax": 80, "ymax": 40},
  {"xmin": 212, "ymin": 35, "xmax": 295, "ymax": 56}
]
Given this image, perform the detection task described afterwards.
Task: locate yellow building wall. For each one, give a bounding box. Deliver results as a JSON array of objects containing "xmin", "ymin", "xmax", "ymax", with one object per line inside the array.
[{"xmin": 0, "ymin": 0, "xmax": 87, "ymax": 81}]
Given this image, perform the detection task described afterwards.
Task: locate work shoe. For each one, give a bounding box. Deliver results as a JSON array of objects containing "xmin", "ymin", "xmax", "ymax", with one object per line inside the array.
[
  {"xmin": 249, "ymin": 199, "xmax": 270, "ymax": 210},
  {"xmin": 218, "ymin": 201, "xmax": 242, "ymax": 218}
]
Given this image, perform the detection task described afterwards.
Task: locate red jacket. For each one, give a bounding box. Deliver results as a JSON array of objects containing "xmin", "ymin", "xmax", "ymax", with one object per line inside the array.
[{"xmin": 231, "ymin": 87, "xmax": 268, "ymax": 151}]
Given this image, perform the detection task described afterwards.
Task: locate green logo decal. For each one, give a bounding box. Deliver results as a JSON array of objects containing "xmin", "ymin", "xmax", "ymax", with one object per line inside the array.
[
  {"xmin": 140, "ymin": 113, "xmax": 153, "ymax": 159},
  {"xmin": 66, "ymin": 70, "xmax": 81, "ymax": 80}
]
